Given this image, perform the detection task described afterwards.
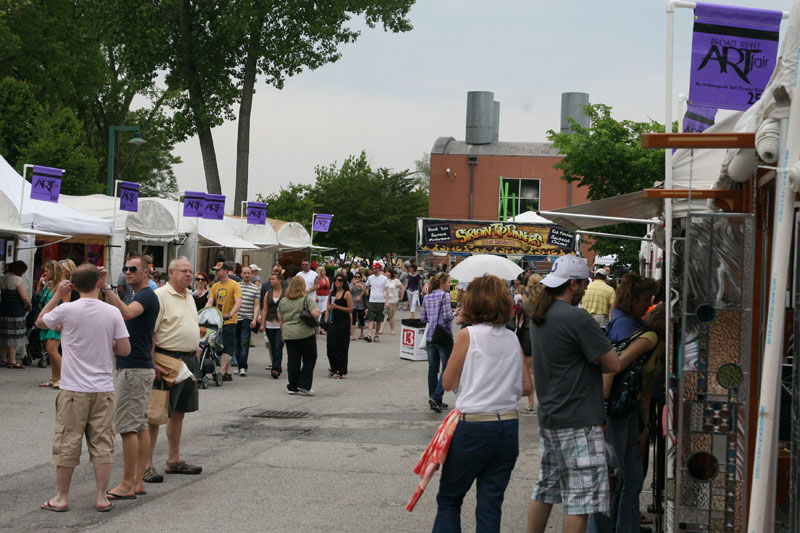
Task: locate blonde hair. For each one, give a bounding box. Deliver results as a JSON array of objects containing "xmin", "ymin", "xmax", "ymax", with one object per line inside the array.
[
  {"xmin": 59, "ymin": 259, "xmax": 77, "ymax": 279},
  {"xmin": 45, "ymin": 260, "xmax": 65, "ymax": 288},
  {"xmin": 527, "ymin": 273, "xmax": 543, "ymax": 291},
  {"xmin": 429, "ymin": 272, "xmax": 449, "ymax": 291},
  {"xmin": 317, "ymin": 266, "xmax": 327, "ymax": 277},
  {"xmin": 286, "ymin": 275, "xmax": 307, "ymax": 299}
]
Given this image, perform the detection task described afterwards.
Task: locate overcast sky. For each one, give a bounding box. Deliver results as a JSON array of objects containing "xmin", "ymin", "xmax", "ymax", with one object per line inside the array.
[{"xmin": 171, "ymin": 0, "xmax": 796, "ymax": 212}]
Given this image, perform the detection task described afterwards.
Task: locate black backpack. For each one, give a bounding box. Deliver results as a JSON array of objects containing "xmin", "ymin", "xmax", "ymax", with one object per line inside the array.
[{"xmin": 606, "ymin": 322, "xmax": 659, "ymax": 418}]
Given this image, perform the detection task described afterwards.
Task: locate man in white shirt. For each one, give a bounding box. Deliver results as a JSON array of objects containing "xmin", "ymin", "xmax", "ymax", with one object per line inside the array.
[
  {"xmin": 364, "ymin": 263, "xmax": 389, "ymax": 343},
  {"xmin": 297, "ymin": 260, "xmax": 319, "ymax": 300}
]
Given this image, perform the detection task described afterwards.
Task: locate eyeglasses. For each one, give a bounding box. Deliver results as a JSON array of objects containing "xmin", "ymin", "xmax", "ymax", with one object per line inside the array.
[
  {"xmin": 196, "ymin": 277, "xmax": 207, "ymax": 282},
  {"xmin": 122, "ymin": 266, "xmax": 139, "ymax": 273}
]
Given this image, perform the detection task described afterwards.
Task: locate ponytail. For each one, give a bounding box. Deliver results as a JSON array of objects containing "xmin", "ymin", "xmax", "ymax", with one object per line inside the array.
[{"xmin": 531, "ymin": 283, "xmax": 568, "ymax": 326}]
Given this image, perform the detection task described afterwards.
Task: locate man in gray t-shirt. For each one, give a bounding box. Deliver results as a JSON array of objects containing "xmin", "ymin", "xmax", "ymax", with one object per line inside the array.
[{"xmin": 527, "ymin": 254, "xmax": 620, "ymax": 533}]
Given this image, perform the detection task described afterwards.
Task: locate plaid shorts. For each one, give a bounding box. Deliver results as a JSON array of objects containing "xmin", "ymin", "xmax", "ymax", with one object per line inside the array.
[{"xmin": 532, "ymin": 425, "xmax": 610, "ymax": 515}]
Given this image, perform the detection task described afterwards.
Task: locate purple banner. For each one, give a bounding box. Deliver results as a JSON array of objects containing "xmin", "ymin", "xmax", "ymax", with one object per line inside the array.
[
  {"xmin": 246, "ymin": 202, "xmax": 267, "ymax": 225},
  {"xmin": 312, "ymin": 214, "xmax": 333, "ymax": 233},
  {"xmin": 689, "ymin": 3, "xmax": 782, "ymax": 111},
  {"xmin": 203, "ymin": 194, "xmax": 225, "ymax": 220},
  {"xmin": 119, "ymin": 181, "xmax": 140, "ymax": 212},
  {"xmin": 183, "ymin": 191, "xmax": 206, "ymax": 218},
  {"xmin": 683, "ymin": 104, "xmax": 718, "ymax": 133},
  {"xmin": 30, "ymin": 165, "xmax": 63, "ymax": 203}
]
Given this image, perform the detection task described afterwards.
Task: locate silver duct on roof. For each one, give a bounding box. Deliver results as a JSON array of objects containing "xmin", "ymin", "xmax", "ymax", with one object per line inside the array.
[
  {"xmin": 465, "ymin": 91, "xmax": 495, "ymax": 145},
  {"xmin": 560, "ymin": 92, "xmax": 590, "ymax": 133}
]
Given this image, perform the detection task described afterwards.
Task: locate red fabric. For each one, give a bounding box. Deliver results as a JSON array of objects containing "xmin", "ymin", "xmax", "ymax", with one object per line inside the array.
[
  {"xmin": 317, "ymin": 277, "xmax": 330, "ymax": 296},
  {"xmin": 406, "ymin": 408, "xmax": 461, "ymax": 512}
]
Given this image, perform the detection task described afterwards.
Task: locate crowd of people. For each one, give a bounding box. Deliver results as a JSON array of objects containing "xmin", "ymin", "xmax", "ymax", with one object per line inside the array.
[{"xmin": 0, "ymin": 252, "xmax": 665, "ymax": 531}]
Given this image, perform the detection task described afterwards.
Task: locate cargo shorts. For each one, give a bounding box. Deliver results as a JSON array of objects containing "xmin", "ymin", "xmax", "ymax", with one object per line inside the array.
[
  {"xmin": 115, "ymin": 368, "xmax": 156, "ymax": 434},
  {"xmin": 52, "ymin": 390, "xmax": 116, "ymax": 467}
]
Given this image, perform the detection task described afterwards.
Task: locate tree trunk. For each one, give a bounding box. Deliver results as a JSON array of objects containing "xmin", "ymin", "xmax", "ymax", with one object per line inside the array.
[
  {"xmin": 178, "ymin": 0, "xmax": 222, "ymax": 194},
  {"xmin": 234, "ymin": 46, "xmax": 258, "ymax": 215}
]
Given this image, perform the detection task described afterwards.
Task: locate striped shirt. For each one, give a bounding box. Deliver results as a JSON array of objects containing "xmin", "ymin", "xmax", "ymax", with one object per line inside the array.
[
  {"xmin": 420, "ymin": 289, "xmax": 453, "ymax": 342},
  {"xmin": 238, "ymin": 281, "xmax": 260, "ymax": 320},
  {"xmin": 581, "ymin": 279, "xmax": 615, "ymax": 317}
]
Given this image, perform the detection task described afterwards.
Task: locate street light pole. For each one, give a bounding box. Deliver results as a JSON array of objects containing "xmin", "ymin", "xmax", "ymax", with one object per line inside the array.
[{"xmin": 106, "ymin": 125, "xmax": 145, "ymax": 195}]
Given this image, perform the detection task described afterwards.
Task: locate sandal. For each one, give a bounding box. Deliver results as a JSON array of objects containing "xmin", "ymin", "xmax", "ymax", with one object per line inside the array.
[
  {"xmin": 51, "ymin": 381, "xmax": 60, "ymax": 389},
  {"xmin": 0, "ymin": 360, "xmax": 7, "ymax": 367},
  {"xmin": 165, "ymin": 460, "xmax": 202, "ymax": 475},
  {"xmin": 363, "ymin": 336, "xmax": 372, "ymax": 343},
  {"xmin": 39, "ymin": 380, "xmax": 54, "ymax": 388},
  {"xmin": 8, "ymin": 362, "xmax": 24, "ymax": 369},
  {"xmin": 265, "ymin": 365, "xmax": 272, "ymax": 370},
  {"xmin": 373, "ymin": 336, "xmax": 380, "ymax": 343}
]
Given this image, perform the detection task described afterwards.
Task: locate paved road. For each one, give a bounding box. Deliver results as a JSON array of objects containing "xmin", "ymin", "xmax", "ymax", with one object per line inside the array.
[{"xmin": 1, "ymin": 311, "xmax": 655, "ymax": 532}]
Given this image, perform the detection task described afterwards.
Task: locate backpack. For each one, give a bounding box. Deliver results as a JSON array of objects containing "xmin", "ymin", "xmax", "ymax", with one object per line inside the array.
[{"xmin": 606, "ymin": 322, "xmax": 659, "ymax": 418}]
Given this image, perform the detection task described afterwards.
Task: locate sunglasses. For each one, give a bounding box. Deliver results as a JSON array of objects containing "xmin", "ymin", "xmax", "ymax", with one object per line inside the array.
[
  {"xmin": 196, "ymin": 277, "xmax": 207, "ymax": 282},
  {"xmin": 122, "ymin": 266, "xmax": 139, "ymax": 273},
  {"xmin": 335, "ymin": 278, "xmax": 344, "ymax": 282}
]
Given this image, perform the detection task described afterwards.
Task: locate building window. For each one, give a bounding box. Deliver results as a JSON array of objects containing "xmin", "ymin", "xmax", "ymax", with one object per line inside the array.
[{"xmin": 499, "ymin": 178, "xmax": 540, "ymax": 217}]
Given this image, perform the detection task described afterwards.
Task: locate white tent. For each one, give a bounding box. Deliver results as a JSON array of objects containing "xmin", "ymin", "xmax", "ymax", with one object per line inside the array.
[
  {"xmin": 509, "ymin": 211, "xmax": 554, "ymax": 224},
  {"xmin": 269, "ymin": 219, "xmax": 312, "ymax": 249},
  {"xmin": 0, "ymin": 155, "xmax": 112, "ymax": 236}
]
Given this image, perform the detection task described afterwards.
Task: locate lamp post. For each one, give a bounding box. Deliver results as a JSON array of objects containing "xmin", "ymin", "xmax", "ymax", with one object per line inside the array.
[{"xmin": 106, "ymin": 125, "xmax": 146, "ymax": 195}]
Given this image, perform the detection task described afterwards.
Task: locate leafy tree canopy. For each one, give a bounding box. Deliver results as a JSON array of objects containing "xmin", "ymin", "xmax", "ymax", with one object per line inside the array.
[{"xmin": 547, "ymin": 104, "xmax": 664, "ymax": 270}]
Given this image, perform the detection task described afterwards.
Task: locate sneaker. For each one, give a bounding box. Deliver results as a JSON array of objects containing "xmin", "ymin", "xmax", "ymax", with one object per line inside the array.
[
  {"xmin": 143, "ymin": 467, "xmax": 164, "ymax": 483},
  {"xmin": 287, "ymin": 385, "xmax": 298, "ymax": 395},
  {"xmin": 239, "ymin": 368, "xmax": 247, "ymax": 376},
  {"xmin": 428, "ymin": 399, "xmax": 442, "ymax": 413},
  {"xmin": 439, "ymin": 402, "xmax": 449, "ymax": 409},
  {"xmin": 297, "ymin": 388, "xmax": 315, "ymax": 396}
]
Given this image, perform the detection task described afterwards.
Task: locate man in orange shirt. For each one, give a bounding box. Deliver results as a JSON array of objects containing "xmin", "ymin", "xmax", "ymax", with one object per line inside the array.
[{"xmin": 206, "ymin": 261, "xmax": 242, "ymax": 381}]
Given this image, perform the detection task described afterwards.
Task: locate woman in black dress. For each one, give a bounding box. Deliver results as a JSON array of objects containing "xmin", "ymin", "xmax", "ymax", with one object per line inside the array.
[{"xmin": 325, "ymin": 274, "xmax": 353, "ymax": 378}]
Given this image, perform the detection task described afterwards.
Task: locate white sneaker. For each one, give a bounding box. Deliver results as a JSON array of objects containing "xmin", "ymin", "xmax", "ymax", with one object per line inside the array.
[
  {"xmin": 297, "ymin": 388, "xmax": 315, "ymax": 396},
  {"xmin": 239, "ymin": 368, "xmax": 247, "ymax": 376}
]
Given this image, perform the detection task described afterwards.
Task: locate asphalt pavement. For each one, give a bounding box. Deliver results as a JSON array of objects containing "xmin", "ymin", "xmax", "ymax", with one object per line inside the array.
[{"xmin": 0, "ymin": 310, "xmax": 638, "ymax": 532}]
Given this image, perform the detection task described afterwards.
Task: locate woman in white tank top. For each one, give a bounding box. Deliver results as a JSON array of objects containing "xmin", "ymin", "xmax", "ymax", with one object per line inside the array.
[{"xmin": 432, "ymin": 275, "xmax": 532, "ymax": 532}]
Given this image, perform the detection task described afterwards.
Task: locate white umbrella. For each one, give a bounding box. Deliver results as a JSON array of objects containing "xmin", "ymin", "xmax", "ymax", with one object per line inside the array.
[{"xmin": 448, "ymin": 254, "xmax": 523, "ymax": 283}]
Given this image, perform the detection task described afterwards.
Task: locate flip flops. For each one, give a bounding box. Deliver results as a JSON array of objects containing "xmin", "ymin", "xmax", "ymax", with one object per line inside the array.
[
  {"xmin": 41, "ymin": 500, "xmax": 69, "ymax": 512},
  {"xmin": 96, "ymin": 502, "xmax": 113, "ymax": 512},
  {"xmin": 106, "ymin": 491, "xmax": 136, "ymax": 500}
]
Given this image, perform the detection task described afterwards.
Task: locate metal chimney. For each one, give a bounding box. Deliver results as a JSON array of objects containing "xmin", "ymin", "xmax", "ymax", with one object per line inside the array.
[
  {"xmin": 492, "ymin": 101, "xmax": 500, "ymax": 142},
  {"xmin": 560, "ymin": 92, "xmax": 590, "ymax": 133},
  {"xmin": 466, "ymin": 91, "xmax": 494, "ymax": 144}
]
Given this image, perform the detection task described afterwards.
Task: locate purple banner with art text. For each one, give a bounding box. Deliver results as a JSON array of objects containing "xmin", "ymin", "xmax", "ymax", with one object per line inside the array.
[
  {"xmin": 30, "ymin": 165, "xmax": 63, "ymax": 203},
  {"xmin": 689, "ymin": 3, "xmax": 782, "ymax": 111},
  {"xmin": 682, "ymin": 104, "xmax": 718, "ymax": 133},
  {"xmin": 119, "ymin": 181, "xmax": 140, "ymax": 212},
  {"xmin": 203, "ymin": 194, "xmax": 225, "ymax": 220},
  {"xmin": 183, "ymin": 191, "xmax": 206, "ymax": 217},
  {"xmin": 246, "ymin": 202, "xmax": 267, "ymax": 225},
  {"xmin": 312, "ymin": 214, "xmax": 333, "ymax": 233}
]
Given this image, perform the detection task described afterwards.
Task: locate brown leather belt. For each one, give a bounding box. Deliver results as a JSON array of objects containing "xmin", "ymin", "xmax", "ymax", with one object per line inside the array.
[
  {"xmin": 154, "ymin": 347, "xmax": 194, "ymax": 359},
  {"xmin": 460, "ymin": 410, "xmax": 518, "ymax": 422}
]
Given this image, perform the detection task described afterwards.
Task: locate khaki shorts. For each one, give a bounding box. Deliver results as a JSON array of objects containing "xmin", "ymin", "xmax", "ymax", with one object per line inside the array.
[
  {"xmin": 385, "ymin": 302, "xmax": 398, "ymax": 319},
  {"xmin": 52, "ymin": 390, "xmax": 116, "ymax": 467},
  {"xmin": 366, "ymin": 302, "xmax": 385, "ymax": 323},
  {"xmin": 115, "ymin": 368, "xmax": 156, "ymax": 434}
]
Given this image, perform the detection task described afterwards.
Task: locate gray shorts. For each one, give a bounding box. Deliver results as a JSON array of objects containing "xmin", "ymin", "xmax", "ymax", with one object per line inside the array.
[
  {"xmin": 114, "ymin": 368, "xmax": 156, "ymax": 433},
  {"xmin": 532, "ymin": 425, "xmax": 610, "ymax": 515},
  {"xmin": 366, "ymin": 302, "xmax": 385, "ymax": 323}
]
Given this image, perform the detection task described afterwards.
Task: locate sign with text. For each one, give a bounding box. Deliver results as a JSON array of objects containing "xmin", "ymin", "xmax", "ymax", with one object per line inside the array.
[
  {"xmin": 689, "ymin": 3, "xmax": 782, "ymax": 110},
  {"xmin": 30, "ymin": 165, "xmax": 63, "ymax": 203},
  {"xmin": 682, "ymin": 104, "xmax": 718, "ymax": 133},
  {"xmin": 183, "ymin": 191, "xmax": 206, "ymax": 217},
  {"xmin": 312, "ymin": 214, "xmax": 333, "ymax": 233},
  {"xmin": 418, "ymin": 219, "xmax": 574, "ymax": 255},
  {"xmin": 246, "ymin": 202, "xmax": 267, "ymax": 225},
  {"xmin": 203, "ymin": 194, "xmax": 225, "ymax": 220},
  {"xmin": 119, "ymin": 181, "xmax": 140, "ymax": 212}
]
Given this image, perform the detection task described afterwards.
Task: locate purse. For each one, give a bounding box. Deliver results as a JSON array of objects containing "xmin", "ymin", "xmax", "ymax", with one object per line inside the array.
[
  {"xmin": 299, "ymin": 296, "xmax": 319, "ymax": 328},
  {"xmin": 147, "ymin": 380, "xmax": 169, "ymax": 426},
  {"xmin": 431, "ymin": 292, "xmax": 453, "ymax": 345},
  {"xmin": 320, "ymin": 296, "xmax": 334, "ymax": 332}
]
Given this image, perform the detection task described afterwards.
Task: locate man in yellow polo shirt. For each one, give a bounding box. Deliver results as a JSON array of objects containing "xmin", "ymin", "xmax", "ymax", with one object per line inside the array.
[
  {"xmin": 144, "ymin": 257, "xmax": 202, "ymax": 483},
  {"xmin": 581, "ymin": 267, "xmax": 616, "ymax": 327},
  {"xmin": 206, "ymin": 261, "xmax": 241, "ymax": 381}
]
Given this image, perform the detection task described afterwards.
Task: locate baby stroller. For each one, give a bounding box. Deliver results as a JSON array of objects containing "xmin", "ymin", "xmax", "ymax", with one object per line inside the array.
[{"xmin": 197, "ymin": 307, "xmax": 224, "ymax": 388}]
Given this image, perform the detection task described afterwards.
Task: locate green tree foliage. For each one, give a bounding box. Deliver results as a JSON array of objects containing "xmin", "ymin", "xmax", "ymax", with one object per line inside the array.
[
  {"xmin": 547, "ymin": 104, "xmax": 664, "ymax": 270},
  {"xmin": 413, "ymin": 152, "xmax": 430, "ymax": 192},
  {"xmin": 0, "ymin": 77, "xmax": 39, "ymax": 166},
  {"xmin": 256, "ymin": 152, "xmax": 428, "ymax": 258}
]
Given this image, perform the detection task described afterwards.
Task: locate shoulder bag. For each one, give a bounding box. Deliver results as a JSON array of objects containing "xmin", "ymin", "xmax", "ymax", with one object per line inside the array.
[
  {"xmin": 606, "ymin": 328, "xmax": 658, "ymax": 418},
  {"xmin": 299, "ymin": 295, "xmax": 319, "ymax": 328},
  {"xmin": 431, "ymin": 292, "xmax": 453, "ymax": 346}
]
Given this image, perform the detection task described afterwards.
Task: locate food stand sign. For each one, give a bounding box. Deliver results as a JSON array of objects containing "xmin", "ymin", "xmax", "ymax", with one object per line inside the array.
[{"xmin": 419, "ymin": 219, "xmax": 573, "ymax": 255}]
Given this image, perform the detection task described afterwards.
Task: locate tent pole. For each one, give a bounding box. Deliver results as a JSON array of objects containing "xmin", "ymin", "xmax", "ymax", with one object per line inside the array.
[{"xmin": 19, "ymin": 164, "xmax": 32, "ymax": 227}]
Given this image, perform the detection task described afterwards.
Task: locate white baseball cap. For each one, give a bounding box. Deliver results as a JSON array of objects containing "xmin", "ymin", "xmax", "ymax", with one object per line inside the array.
[
  {"xmin": 249, "ymin": 264, "xmax": 261, "ymax": 271},
  {"xmin": 541, "ymin": 255, "xmax": 591, "ymax": 288}
]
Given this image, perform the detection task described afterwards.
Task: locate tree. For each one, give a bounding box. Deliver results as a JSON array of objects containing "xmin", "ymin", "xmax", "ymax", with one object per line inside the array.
[
  {"xmin": 256, "ymin": 183, "xmax": 317, "ymax": 229},
  {"xmin": 412, "ymin": 152, "xmax": 430, "ymax": 192},
  {"xmin": 232, "ymin": 1, "xmax": 416, "ymax": 214},
  {"xmin": 547, "ymin": 104, "xmax": 664, "ymax": 270}
]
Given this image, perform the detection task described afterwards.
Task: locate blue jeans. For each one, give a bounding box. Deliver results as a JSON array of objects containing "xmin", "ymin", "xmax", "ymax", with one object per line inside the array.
[
  {"xmin": 426, "ymin": 339, "xmax": 452, "ymax": 405},
  {"xmin": 587, "ymin": 409, "xmax": 643, "ymax": 533},
  {"xmin": 235, "ymin": 319, "xmax": 252, "ymax": 370},
  {"xmin": 433, "ymin": 419, "xmax": 519, "ymax": 532},
  {"xmin": 265, "ymin": 328, "xmax": 283, "ymax": 374}
]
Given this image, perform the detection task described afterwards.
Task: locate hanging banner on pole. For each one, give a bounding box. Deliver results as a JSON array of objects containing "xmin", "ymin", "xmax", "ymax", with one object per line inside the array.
[
  {"xmin": 203, "ymin": 194, "xmax": 225, "ymax": 220},
  {"xmin": 688, "ymin": 3, "xmax": 782, "ymax": 110},
  {"xmin": 312, "ymin": 214, "xmax": 333, "ymax": 233},
  {"xmin": 119, "ymin": 181, "xmax": 140, "ymax": 212},
  {"xmin": 183, "ymin": 191, "xmax": 206, "ymax": 217},
  {"xmin": 682, "ymin": 104, "xmax": 718, "ymax": 133},
  {"xmin": 30, "ymin": 165, "xmax": 63, "ymax": 203},
  {"xmin": 246, "ymin": 202, "xmax": 267, "ymax": 225}
]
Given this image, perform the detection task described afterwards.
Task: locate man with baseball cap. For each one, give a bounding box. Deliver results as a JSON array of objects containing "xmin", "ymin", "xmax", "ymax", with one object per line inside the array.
[
  {"xmin": 581, "ymin": 266, "xmax": 615, "ymax": 327},
  {"xmin": 527, "ymin": 254, "xmax": 620, "ymax": 533},
  {"xmin": 363, "ymin": 263, "xmax": 388, "ymax": 343}
]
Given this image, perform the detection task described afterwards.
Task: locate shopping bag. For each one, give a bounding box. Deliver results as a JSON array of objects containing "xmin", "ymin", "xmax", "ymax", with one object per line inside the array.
[{"xmin": 147, "ymin": 381, "xmax": 169, "ymax": 426}]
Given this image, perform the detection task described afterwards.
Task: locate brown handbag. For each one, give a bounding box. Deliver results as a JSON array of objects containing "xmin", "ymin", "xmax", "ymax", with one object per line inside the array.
[{"xmin": 147, "ymin": 380, "xmax": 169, "ymax": 426}]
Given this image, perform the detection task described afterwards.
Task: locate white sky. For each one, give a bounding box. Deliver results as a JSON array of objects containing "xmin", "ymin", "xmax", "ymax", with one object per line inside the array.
[{"xmin": 171, "ymin": 0, "xmax": 796, "ymax": 212}]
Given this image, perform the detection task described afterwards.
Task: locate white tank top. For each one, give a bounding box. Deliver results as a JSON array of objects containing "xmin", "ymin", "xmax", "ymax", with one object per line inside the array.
[{"xmin": 455, "ymin": 323, "xmax": 523, "ymax": 414}]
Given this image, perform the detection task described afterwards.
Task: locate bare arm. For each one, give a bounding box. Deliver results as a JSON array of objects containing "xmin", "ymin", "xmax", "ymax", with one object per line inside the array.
[
  {"xmin": 442, "ymin": 327, "xmax": 470, "ymax": 391},
  {"xmin": 595, "ymin": 348, "xmax": 621, "ymax": 374},
  {"xmin": 113, "ymin": 337, "xmax": 131, "ymax": 356},
  {"xmin": 602, "ymin": 337, "xmax": 656, "ymax": 396},
  {"xmin": 16, "ymin": 280, "xmax": 32, "ymax": 311},
  {"xmin": 251, "ymin": 295, "xmax": 260, "ymax": 328},
  {"xmin": 260, "ymin": 294, "xmax": 269, "ymax": 331},
  {"xmin": 229, "ymin": 297, "xmax": 242, "ymax": 318},
  {"xmin": 521, "ymin": 351, "xmax": 533, "ymax": 396},
  {"xmin": 36, "ymin": 280, "xmax": 71, "ymax": 329}
]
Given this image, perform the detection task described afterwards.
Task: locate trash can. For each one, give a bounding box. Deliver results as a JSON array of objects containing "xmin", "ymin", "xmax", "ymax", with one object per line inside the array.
[{"xmin": 400, "ymin": 318, "xmax": 427, "ymax": 361}]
